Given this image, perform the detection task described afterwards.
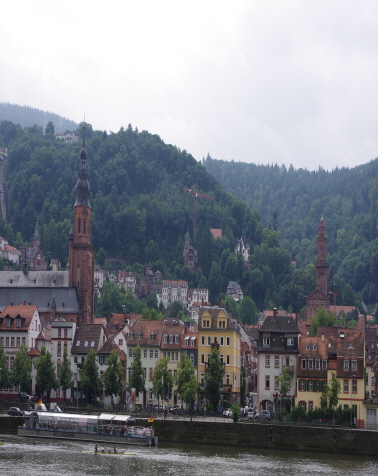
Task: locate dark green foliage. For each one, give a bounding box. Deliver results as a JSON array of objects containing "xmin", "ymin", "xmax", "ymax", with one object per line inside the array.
[
  {"xmin": 80, "ymin": 349, "xmax": 103, "ymax": 404},
  {"xmin": 34, "ymin": 346, "xmax": 59, "ymax": 397},
  {"xmin": 205, "ymin": 347, "xmax": 223, "ymax": 412},
  {"xmin": 128, "ymin": 345, "xmax": 145, "ymax": 397},
  {"xmin": 11, "ymin": 343, "xmax": 32, "ymax": 393}
]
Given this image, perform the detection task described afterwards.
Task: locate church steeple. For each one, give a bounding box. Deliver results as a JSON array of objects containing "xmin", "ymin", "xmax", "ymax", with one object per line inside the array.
[
  {"xmin": 316, "ymin": 214, "xmax": 328, "ymax": 295},
  {"xmin": 68, "ymin": 133, "xmax": 94, "ymax": 324}
]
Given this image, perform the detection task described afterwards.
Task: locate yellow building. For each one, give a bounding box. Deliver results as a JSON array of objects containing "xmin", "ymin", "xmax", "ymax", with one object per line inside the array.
[{"xmin": 198, "ymin": 307, "xmax": 241, "ymax": 406}]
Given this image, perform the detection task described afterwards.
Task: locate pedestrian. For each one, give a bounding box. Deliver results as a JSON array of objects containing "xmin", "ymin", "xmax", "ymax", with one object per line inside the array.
[
  {"xmin": 101, "ymin": 445, "xmax": 105, "ymax": 453},
  {"xmin": 107, "ymin": 446, "xmax": 111, "ymax": 453},
  {"xmin": 95, "ymin": 444, "xmax": 98, "ymax": 453},
  {"xmin": 113, "ymin": 446, "xmax": 117, "ymax": 453}
]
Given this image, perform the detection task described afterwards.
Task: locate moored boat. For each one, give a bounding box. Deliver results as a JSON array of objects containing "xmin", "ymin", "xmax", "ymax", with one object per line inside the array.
[{"xmin": 18, "ymin": 411, "xmax": 157, "ymax": 446}]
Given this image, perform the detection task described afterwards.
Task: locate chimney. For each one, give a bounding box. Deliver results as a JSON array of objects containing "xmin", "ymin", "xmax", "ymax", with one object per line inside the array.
[{"xmin": 273, "ymin": 308, "xmax": 277, "ymax": 321}]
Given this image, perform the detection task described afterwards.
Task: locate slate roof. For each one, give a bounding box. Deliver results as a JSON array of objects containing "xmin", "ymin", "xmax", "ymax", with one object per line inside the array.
[
  {"xmin": 0, "ymin": 287, "xmax": 80, "ymax": 313},
  {"xmin": 259, "ymin": 315, "xmax": 299, "ymax": 334},
  {"xmin": 0, "ymin": 271, "xmax": 69, "ymax": 287}
]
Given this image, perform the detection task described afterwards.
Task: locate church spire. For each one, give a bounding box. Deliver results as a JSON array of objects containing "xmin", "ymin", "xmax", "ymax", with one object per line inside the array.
[{"xmin": 74, "ymin": 135, "xmax": 91, "ymax": 208}]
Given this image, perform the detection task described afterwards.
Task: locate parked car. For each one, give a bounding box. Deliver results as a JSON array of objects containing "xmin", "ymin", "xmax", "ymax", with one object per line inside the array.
[
  {"xmin": 254, "ymin": 410, "xmax": 271, "ymax": 421},
  {"xmin": 8, "ymin": 407, "xmax": 23, "ymax": 416},
  {"xmin": 169, "ymin": 404, "xmax": 183, "ymax": 414},
  {"xmin": 223, "ymin": 408, "xmax": 232, "ymax": 417},
  {"xmin": 247, "ymin": 408, "xmax": 255, "ymax": 419}
]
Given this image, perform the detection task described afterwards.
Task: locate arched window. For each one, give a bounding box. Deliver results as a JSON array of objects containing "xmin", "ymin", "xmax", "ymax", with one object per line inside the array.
[
  {"xmin": 78, "ymin": 217, "xmax": 81, "ymax": 234},
  {"xmin": 83, "ymin": 218, "xmax": 86, "ymax": 234},
  {"xmin": 169, "ymin": 334, "xmax": 173, "ymax": 344}
]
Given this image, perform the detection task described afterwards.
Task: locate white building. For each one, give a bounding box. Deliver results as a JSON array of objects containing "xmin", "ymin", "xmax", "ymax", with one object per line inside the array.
[
  {"xmin": 187, "ymin": 288, "xmax": 209, "ymax": 322},
  {"xmin": 161, "ymin": 280, "xmax": 188, "ymax": 309}
]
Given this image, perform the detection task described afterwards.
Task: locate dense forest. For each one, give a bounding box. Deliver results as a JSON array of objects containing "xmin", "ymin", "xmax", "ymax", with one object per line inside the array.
[
  {"xmin": 204, "ymin": 156, "xmax": 378, "ymax": 310},
  {"xmin": 0, "ymin": 114, "xmax": 370, "ymax": 319},
  {"xmin": 0, "ymin": 103, "xmax": 78, "ymax": 138}
]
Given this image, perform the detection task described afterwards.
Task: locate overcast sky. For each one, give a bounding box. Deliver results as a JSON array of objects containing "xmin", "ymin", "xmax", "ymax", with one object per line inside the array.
[{"xmin": 2, "ymin": 1, "xmax": 378, "ymax": 171}]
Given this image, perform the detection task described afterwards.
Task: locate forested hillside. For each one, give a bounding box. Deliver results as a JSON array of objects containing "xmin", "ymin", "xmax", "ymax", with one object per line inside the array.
[
  {"xmin": 0, "ymin": 119, "xmax": 370, "ymax": 318},
  {"xmin": 0, "ymin": 103, "xmax": 78, "ymax": 140},
  {"xmin": 204, "ymin": 156, "xmax": 378, "ymax": 308}
]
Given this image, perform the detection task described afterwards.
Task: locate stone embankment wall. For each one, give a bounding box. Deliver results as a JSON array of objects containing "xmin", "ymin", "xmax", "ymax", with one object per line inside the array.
[
  {"xmin": 152, "ymin": 420, "xmax": 378, "ymax": 456},
  {"xmin": 4, "ymin": 417, "xmax": 377, "ymax": 456}
]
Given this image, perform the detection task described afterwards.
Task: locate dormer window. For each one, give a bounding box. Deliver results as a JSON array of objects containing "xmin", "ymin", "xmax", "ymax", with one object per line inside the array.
[
  {"xmin": 164, "ymin": 334, "xmax": 168, "ymax": 344},
  {"xmin": 263, "ymin": 337, "xmax": 270, "ymax": 347},
  {"xmin": 150, "ymin": 332, "xmax": 156, "ymax": 341},
  {"xmin": 202, "ymin": 319, "xmax": 210, "ymax": 328},
  {"xmin": 76, "ymin": 341, "xmax": 80, "ymax": 346},
  {"xmin": 218, "ymin": 319, "xmax": 226, "ymax": 329},
  {"xmin": 5, "ymin": 317, "xmax": 11, "ymax": 328},
  {"xmin": 137, "ymin": 332, "xmax": 143, "ymax": 340},
  {"xmin": 169, "ymin": 334, "xmax": 173, "ymax": 344},
  {"xmin": 175, "ymin": 335, "xmax": 179, "ymax": 344},
  {"xmin": 16, "ymin": 318, "xmax": 22, "ymax": 328},
  {"xmin": 129, "ymin": 332, "xmax": 134, "ymax": 341}
]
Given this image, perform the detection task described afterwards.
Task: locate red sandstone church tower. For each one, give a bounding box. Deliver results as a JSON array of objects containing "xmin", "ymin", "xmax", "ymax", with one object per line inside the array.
[
  {"xmin": 68, "ymin": 139, "xmax": 94, "ymax": 323},
  {"xmin": 305, "ymin": 214, "xmax": 330, "ymax": 321}
]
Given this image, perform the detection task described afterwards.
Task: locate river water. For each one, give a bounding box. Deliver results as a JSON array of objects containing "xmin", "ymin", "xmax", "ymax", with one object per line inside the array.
[{"xmin": 1, "ymin": 432, "xmax": 378, "ymax": 476}]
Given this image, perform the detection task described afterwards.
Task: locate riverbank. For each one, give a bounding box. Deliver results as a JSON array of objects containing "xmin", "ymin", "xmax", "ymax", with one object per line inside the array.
[{"xmin": 4, "ymin": 416, "xmax": 378, "ymax": 456}]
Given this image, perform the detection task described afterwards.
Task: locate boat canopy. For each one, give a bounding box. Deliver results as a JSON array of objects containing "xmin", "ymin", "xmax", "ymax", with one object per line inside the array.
[{"xmin": 98, "ymin": 413, "xmax": 135, "ymax": 423}]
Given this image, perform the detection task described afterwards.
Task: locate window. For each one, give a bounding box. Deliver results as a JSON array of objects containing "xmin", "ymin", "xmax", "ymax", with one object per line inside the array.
[
  {"xmin": 84, "ymin": 341, "xmax": 88, "ymax": 347},
  {"xmin": 308, "ymin": 380, "xmax": 313, "ymax": 391},
  {"xmin": 300, "ymin": 379, "xmax": 305, "ymax": 391},
  {"xmin": 309, "ymin": 401, "xmax": 314, "ymax": 409},
  {"xmin": 265, "ymin": 355, "xmax": 270, "ymax": 368},
  {"xmin": 200, "ymin": 372, "xmax": 205, "ymax": 386},
  {"xmin": 128, "ymin": 349, "xmax": 133, "ymax": 358},
  {"xmin": 16, "ymin": 337, "xmax": 20, "ymax": 347},
  {"xmin": 58, "ymin": 328, "xmax": 61, "ymax": 338},
  {"xmin": 344, "ymin": 380, "xmax": 349, "ymax": 393},
  {"xmin": 150, "ymin": 350, "xmax": 154, "ymax": 358},
  {"xmin": 220, "ymin": 354, "xmax": 224, "ymax": 363},
  {"xmin": 201, "ymin": 336, "xmax": 205, "ymax": 345},
  {"xmin": 226, "ymin": 337, "xmax": 230, "ymax": 346},
  {"xmin": 5, "ymin": 337, "xmax": 9, "ymax": 347},
  {"xmin": 220, "ymin": 336, "xmax": 224, "ymax": 346},
  {"xmin": 155, "ymin": 350, "xmax": 159, "ymax": 359},
  {"xmin": 190, "ymin": 354, "xmax": 194, "ymax": 364},
  {"xmin": 343, "ymin": 360, "xmax": 350, "ymax": 371},
  {"xmin": 16, "ymin": 318, "xmax": 22, "ymax": 328},
  {"xmin": 308, "ymin": 360, "xmax": 313, "ymax": 370},
  {"xmin": 226, "ymin": 355, "xmax": 230, "ymax": 365},
  {"xmin": 5, "ymin": 318, "xmax": 10, "ymax": 328},
  {"xmin": 263, "ymin": 337, "xmax": 270, "ymax": 347},
  {"xmin": 164, "ymin": 334, "xmax": 168, "ymax": 344},
  {"xmin": 57, "ymin": 342, "xmax": 61, "ymax": 356},
  {"xmin": 301, "ymin": 360, "xmax": 307, "ymax": 369},
  {"xmin": 150, "ymin": 333, "xmax": 156, "ymax": 341},
  {"xmin": 313, "ymin": 344, "xmax": 317, "ymax": 350},
  {"xmin": 315, "ymin": 360, "xmax": 320, "ymax": 370},
  {"xmin": 119, "ymin": 339, "xmax": 123, "ymax": 346},
  {"xmin": 184, "ymin": 338, "xmax": 189, "ymax": 347},
  {"xmin": 169, "ymin": 334, "xmax": 173, "ymax": 344},
  {"xmin": 351, "ymin": 360, "xmax": 357, "ymax": 371},
  {"xmin": 143, "ymin": 349, "xmax": 147, "ymax": 358},
  {"xmin": 129, "ymin": 332, "xmax": 134, "ymax": 341},
  {"xmin": 143, "ymin": 368, "xmax": 147, "ymax": 379},
  {"xmin": 372, "ymin": 376, "xmax": 375, "ymax": 386},
  {"xmin": 287, "ymin": 338, "xmax": 294, "ymax": 346},
  {"xmin": 149, "ymin": 368, "xmax": 153, "ymax": 381},
  {"xmin": 322, "ymin": 360, "xmax": 327, "ymax": 370},
  {"xmin": 191, "ymin": 339, "xmax": 195, "ymax": 347},
  {"xmin": 352, "ymin": 380, "xmax": 357, "ymax": 393},
  {"xmin": 274, "ymin": 377, "xmax": 279, "ymax": 390},
  {"xmin": 265, "ymin": 375, "xmax": 270, "ymax": 390},
  {"xmin": 0, "ymin": 337, "xmax": 2, "ymax": 346},
  {"xmin": 137, "ymin": 332, "xmax": 142, "ymax": 340},
  {"xmin": 226, "ymin": 373, "xmax": 231, "ymax": 385},
  {"xmin": 218, "ymin": 320, "xmax": 226, "ymax": 328},
  {"xmin": 175, "ymin": 335, "xmax": 179, "ymax": 344},
  {"xmin": 306, "ymin": 343, "xmax": 310, "ymax": 350},
  {"xmin": 11, "ymin": 337, "xmax": 15, "ymax": 347},
  {"xmin": 207, "ymin": 336, "xmax": 211, "ymax": 345},
  {"xmin": 128, "ymin": 367, "xmax": 132, "ymax": 378},
  {"xmin": 64, "ymin": 328, "xmax": 68, "ymax": 339},
  {"xmin": 202, "ymin": 319, "xmax": 210, "ymax": 328},
  {"xmin": 275, "ymin": 356, "xmax": 279, "ymax": 368},
  {"xmin": 201, "ymin": 354, "xmax": 205, "ymax": 363}
]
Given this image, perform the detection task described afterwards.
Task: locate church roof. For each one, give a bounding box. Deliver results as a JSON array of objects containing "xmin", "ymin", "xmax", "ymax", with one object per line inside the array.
[
  {"xmin": 0, "ymin": 271, "xmax": 69, "ymax": 287},
  {"xmin": 0, "ymin": 287, "xmax": 79, "ymax": 313}
]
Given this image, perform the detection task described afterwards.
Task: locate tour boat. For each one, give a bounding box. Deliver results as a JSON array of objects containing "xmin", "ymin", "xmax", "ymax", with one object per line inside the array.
[{"xmin": 18, "ymin": 411, "xmax": 157, "ymax": 446}]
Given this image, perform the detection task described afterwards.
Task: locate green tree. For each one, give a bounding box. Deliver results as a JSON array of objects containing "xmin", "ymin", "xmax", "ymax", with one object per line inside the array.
[
  {"xmin": 127, "ymin": 345, "xmax": 145, "ymax": 396},
  {"xmin": 328, "ymin": 373, "xmax": 341, "ymax": 410},
  {"xmin": 208, "ymin": 261, "xmax": 222, "ymax": 303},
  {"xmin": 238, "ymin": 296, "xmax": 258, "ymax": 325},
  {"xmin": 167, "ymin": 300, "xmax": 188, "ymax": 318},
  {"xmin": 142, "ymin": 308, "xmax": 162, "ymax": 320},
  {"xmin": 34, "ymin": 346, "xmax": 59, "ymax": 399},
  {"xmin": 310, "ymin": 308, "xmax": 335, "ymax": 337},
  {"xmin": 276, "ymin": 367, "xmax": 291, "ymax": 396},
  {"xmin": 175, "ymin": 352, "xmax": 198, "ymax": 411},
  {"xmin": 11, "ymin": 343, "xmax": 31, "ymax": 393},
  {"xmin": 146, "ymin": 291, "xmax": 159, "ymax": 310},
  {"xmin": 240, "ymin": 367, "xmax": 247, "ymax": 408},
  {"xmin": 80, "ymin": 349, "xmax": 103, "ymax": 404},
  {"xmin": 0, "ymin": 344, "xmax": 10, "ymax": 391},
  {"xmin": 103, "ymin": 350, "xmax": 123, "ymax": 404},
  {"xmin": 58, "ymin": 347, "xmax": 74, "ymax": 399},
  {"xmin": 231, "ymin": 403, "xmax": 241, "ymax": 423},
  {"xmin": 221, "ymin": 295, "xmax": 239, "ymax": 318},
  {"xmin": 151, "ymin": 356, "xmax": 173, "ymax": 404},
  {"xmin": 205, "ymin": 347, "xmax": 223, "ymax": 412},
  {"xmin": 44, "ymin": 121, "xmax": 55, "ymax": 138}
]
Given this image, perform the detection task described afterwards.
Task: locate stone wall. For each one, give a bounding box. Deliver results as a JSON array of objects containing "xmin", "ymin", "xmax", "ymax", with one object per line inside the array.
[{"xmin": 152, "ymin": 420, "xmax": 378, "ymax": 456}]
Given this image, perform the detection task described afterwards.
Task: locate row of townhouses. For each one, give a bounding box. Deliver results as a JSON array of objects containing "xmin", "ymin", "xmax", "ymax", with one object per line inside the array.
[{"xmin": 1, "ymin": 301, "xmax": 376, "ymax": 425}]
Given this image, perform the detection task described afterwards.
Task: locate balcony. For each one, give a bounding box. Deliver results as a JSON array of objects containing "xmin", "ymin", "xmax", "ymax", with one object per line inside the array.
[{"xmin": 221, "ymin": 384, "xmax": 232, "ymax": 393}]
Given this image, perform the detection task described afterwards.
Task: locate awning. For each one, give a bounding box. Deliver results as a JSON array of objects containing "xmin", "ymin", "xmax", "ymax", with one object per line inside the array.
[
  {"xmin": 190, "ymin": 336, "xmax": 197, "ymax": 341},
  {"xmin": 184, "ymin": 336, "xmax": 190, "ymax": 340},
  {"xmin": 98, "ymin": 413, "xmax": 135, "ymax": 423}
]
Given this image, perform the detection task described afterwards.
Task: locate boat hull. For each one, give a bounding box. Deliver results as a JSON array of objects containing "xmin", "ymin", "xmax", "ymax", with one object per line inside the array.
[{"xmin": 18, "ymin": 427, "xmax": 158, "ymax": 446}]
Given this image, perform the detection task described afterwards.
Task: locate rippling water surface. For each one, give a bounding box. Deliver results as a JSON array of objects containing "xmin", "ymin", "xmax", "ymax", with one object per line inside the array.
[{"xmin": 1, "ymin": 433, "xmax": 378, "ymax": 476}]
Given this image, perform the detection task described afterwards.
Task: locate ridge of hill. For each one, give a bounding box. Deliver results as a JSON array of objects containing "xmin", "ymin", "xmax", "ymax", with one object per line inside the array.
[{"xmin": 0, "ymin": 103, "xmax": 78, "ymax": 137}]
